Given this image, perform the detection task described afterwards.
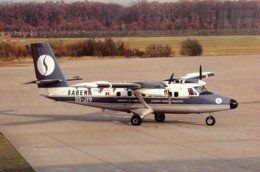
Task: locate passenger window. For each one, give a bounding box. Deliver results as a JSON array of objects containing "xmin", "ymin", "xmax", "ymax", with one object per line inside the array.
[
  {"xmin": 188, "ymin": 88, "xmax": 195, "ymax": 95},
  {"xmin": 127, "ymin": 91, "xmax": 132, "ymax": 96},
  {"xmin": 116, "ymin": 92, "xmax": 121, "ymax": 96},
  {"xmin": 174, "ymin": 92, "xmax": 179, "ymax": 97}
]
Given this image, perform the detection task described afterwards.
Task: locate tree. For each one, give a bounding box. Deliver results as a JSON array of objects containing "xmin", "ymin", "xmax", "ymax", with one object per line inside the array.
[{"xmin": 180, "ymin": 38, "xmax": 203, "ymax": 56}]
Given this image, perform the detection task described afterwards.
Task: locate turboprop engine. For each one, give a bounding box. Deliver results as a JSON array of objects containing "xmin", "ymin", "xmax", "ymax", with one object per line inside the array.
[{"xmin": 135, "ymin": 88, "xmax": 166, "ymax": 97}]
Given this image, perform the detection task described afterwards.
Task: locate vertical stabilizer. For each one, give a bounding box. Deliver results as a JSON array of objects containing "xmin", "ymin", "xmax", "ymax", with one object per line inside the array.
[{"xmin": 31, "ymin": 42, "xmax": 68, "ymax": 88}]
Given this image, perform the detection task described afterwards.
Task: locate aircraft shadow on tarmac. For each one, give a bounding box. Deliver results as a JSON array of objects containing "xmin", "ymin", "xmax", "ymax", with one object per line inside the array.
[{"xmin": 0, "ymin": 110, "xmax": 201, "ymax": 127}]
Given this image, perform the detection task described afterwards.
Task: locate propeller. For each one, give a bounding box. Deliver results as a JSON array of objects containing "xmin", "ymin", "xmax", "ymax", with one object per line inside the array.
[
  {"xmin": 199, "ymin": 65, "xmax": 202, "ymax": 80},
  {"xmin": 168, "ymin": 73, "xmax": 174, "ymax": 84},
  {"xmin": 166, "ymin": 73, "xmax": 174, "ymax": 104}
]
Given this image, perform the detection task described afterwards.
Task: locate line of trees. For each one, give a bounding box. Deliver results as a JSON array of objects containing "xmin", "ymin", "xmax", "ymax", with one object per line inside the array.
[{"xmin": 0, "ymin": 0, "xmax": 259, "ymax": 37}]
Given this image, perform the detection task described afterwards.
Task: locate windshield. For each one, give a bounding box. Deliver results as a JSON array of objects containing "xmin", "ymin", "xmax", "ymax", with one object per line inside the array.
[{"xmin": 194, "ymin": 86, "xmax": 207, "ymax": 94}]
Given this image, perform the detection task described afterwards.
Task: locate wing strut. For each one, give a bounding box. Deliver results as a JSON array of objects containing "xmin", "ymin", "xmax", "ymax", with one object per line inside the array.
[
  {"xmin": 134, "ymin": 91, "xmax": 150, "ymax": 108},
  {"xmin": 132, "ymin": 91, "xmax": 154, "ymax": 118}
]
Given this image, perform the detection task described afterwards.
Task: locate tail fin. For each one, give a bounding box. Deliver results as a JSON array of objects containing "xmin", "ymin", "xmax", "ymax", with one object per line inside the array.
[{"xmin": 31, "ymin": 42, "xmax": 68, "ymax": 88}]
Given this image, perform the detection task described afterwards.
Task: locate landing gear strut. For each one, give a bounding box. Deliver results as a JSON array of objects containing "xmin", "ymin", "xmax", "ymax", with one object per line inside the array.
[
  {"xmin": 131, "ymin": 114, "xmax": 142, "ymax": 126},
  {"xmin": 154, "ymin": 113, "xmax": 165, "ymax": 122},
  {"xmin": 205, "ymin": 114, "xmax": 216, "ymax": 126}
]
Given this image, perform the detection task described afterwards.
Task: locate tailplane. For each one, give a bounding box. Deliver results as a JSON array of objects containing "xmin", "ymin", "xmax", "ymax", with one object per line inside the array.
[{"xmin": 31, "ymin": 42, "xmax": 68, "ymax": 88}]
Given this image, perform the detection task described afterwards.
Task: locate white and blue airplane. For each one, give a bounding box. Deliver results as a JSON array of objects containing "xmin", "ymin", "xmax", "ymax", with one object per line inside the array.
[{"xmin": 27, "ymin": 42, "xmax": 238, "ymax": 126}]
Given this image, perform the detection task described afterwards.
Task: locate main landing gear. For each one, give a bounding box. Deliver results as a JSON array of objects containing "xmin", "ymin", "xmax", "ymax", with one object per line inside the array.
[
  {"xmin": 131, "ymin": 115, "xmax": 142, "ymax": 126},
  {"xmin": 131, "ymin": 113, "xmax": 166, "ymax": 126},
  {"xmin": 205, "ymin": 113, "xmax": 216, "ymax": 126}
]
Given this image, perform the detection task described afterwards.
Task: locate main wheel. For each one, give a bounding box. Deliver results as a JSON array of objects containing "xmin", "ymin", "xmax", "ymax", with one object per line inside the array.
[
  {"xmin": 154, "ymin": 113, "xmax": 165, "ymax": 122},
  {"xmin": 205, "ymin": 116, "xmax": 216, "ymax": 126},
  {"xmin": 131, "ymin": 115, "xmax": 142, "ymax": 126}
]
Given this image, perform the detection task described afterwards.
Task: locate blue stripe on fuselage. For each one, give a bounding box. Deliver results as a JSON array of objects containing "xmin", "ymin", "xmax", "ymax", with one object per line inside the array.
[{"xmin": 47, "ymin": 95, "xmax": 229, "ymax": 105}]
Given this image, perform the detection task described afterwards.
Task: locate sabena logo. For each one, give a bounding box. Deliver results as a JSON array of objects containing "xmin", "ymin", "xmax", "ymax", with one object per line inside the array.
[
  {"xmin": 37, "ymin": 55, "xmax": 55, "ymax": 76},
  {"xmin": 215, "ymin": 98, "xmax": 222, "ymax": 104}
]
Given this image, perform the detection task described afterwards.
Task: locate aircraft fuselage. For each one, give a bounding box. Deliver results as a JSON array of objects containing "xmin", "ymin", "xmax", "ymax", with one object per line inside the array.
[{"xmin": 42, "ymin": 86, "xmax": 236, "ymax": 114}]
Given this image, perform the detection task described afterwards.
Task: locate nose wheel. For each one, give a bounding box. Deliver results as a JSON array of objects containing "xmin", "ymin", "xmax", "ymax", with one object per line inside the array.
[
  {"xmin": 154, "ymin": 113, "xmax": 165, "ymax": 122},
  {"xmin": 205, "ymin": 115, "xmax": 216, "ymax": 126}
]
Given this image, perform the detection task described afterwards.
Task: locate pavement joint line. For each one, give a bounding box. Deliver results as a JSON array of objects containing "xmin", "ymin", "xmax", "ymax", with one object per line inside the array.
[
  {"xmin": 174, "ymin": 138, "xmax": 260, "ymax": 144},
  {"xmin": 239, "ymin": 101, "xmax": 260, "ymax": 104},
  {"xmin": 41, "ymin": 132, "xmax": 128, "ymax": 172},
  {"xmin": 220, "ymin": 127, "xmax": 260, "ymax": 139},
  {"xmin": 136, "ymin": 130, "xmax": 259, "ymax": 171},
  {"xmin": 171, "ymin": 123, "xmax": 192, "ymax": 129}
]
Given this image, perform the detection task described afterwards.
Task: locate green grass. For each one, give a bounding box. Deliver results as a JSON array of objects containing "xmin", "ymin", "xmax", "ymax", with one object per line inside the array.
[
  {"xmin": 0, "ymin": 133, "xmax": 34, "ymax": 172},
  {"xmin": 2, "ymin": 35, "xmax": 260, "ymax": 56},
  {"xmin": 115, "ymin": 36, "xmax": 260, "ymax": 56}
]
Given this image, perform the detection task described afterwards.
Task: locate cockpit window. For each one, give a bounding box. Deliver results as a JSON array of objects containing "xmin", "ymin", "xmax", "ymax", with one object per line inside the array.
[
  {"xmin": 194, "ymin": 86, "xmax": 207, "ymax": 94},
  {"xmin": 188, "ymin": 88, "xmax": 195, "ymax": 95}
]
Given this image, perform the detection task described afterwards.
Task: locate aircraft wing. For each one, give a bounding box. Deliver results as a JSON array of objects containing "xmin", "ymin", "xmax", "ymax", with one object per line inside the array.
[
  {"xmin": 111, "ymin": 83, "xmax": 141, "ymax": 88},
  {"xmin": 72, "ymin": 82, "xmax": 141, "ymax": 89},
  {"xmin": 73, "ymin": 81, "xmax": 166, "ymax": 90},
  {"xmin": 179, "ymin": 72, "xmax": 215, "ymax": 80}
]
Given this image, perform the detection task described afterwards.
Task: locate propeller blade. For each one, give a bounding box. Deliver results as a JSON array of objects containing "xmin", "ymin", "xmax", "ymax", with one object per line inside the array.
[
  {"xmin": 168, "ymin": 73, "xmax": 174, "ymax": 84},
  {"xmin": 168, "ymin": 91, "xmax": 171, "ymax": 104},
  {"xmin": 199, "ymin": 65, "xmax": 202, "ymax": 80}
]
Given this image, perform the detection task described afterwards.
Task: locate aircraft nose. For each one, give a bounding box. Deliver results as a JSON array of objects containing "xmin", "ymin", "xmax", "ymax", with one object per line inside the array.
[{"xmin": 230, "ymin": 99, "xmax": 238, "ymax": 109}]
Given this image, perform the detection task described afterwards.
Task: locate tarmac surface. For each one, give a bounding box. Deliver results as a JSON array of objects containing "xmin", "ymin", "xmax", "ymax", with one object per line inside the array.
[{"xmin": 0, "ymin": 55, "xmax": 260, "ymax": 172}]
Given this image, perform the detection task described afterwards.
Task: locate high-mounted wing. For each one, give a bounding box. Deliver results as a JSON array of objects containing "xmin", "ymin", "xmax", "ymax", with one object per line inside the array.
[
  {"xmin": 72, "ymin": 81, "xmax": 141, "ymax": 89},
  {"xmin": 179, "ymin": 72, "xmax": 215, "ymax": 80}
]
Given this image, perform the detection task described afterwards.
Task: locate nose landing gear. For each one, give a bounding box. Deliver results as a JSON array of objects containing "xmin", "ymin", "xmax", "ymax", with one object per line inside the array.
[
  {"xmin": 205, "ymin": 113, "xmax": 216, "ymax": 126},
  {"xmin": 154, "ymin": 113, "xmax": 166, "ymax": 122}
]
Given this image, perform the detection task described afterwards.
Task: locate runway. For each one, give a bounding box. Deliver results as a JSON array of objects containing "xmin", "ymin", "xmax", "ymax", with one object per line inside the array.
[{"xmin": 0, "ymin": 55, "xmax": 260, "ymax": 171}]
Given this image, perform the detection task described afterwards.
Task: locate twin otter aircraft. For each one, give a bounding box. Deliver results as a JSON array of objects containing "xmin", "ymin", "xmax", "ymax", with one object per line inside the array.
[{"xmin": 29, "ymin": 42, "xmax": 238, "ymax": 126}]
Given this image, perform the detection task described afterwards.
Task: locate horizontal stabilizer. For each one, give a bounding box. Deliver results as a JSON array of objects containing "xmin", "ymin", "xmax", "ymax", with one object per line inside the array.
[
  {"xmin": 24, "ymin": 76, "xmax": 83, "ymax": 85},
  {"xmin": 24, "ymin": 79, "xmax": 61, "ymax": 85},
  {"xmin": 23, "ymin": 80, "xmax": 37, "ymax": 84},
  {"xmin": 37, "ymin": 79, "xmax": 61, "ymax": 84}
]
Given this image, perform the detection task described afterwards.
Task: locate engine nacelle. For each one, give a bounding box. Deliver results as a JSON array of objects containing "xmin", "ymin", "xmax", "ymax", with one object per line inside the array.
[{"xmin": 135, "ymin": 88, "xmax": 166, "ymax": 97}]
